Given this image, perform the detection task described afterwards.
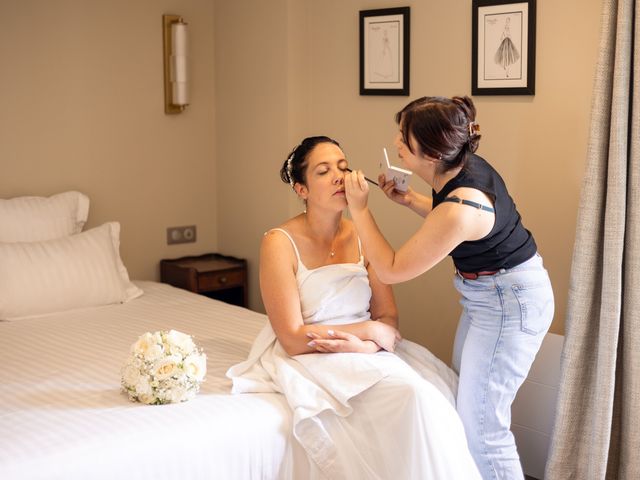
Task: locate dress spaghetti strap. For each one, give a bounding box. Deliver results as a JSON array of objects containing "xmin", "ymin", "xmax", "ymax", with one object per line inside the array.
[
  {"xmin": 269, "ymin": 227, "xmax": 364, "ymax": 269},
  {"xmin": 269, "ymin": 228, "xmax": 304, "ymax": 267}
]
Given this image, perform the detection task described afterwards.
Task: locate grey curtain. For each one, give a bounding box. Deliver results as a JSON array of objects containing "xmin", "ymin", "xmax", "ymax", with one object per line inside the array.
[{"xmin": 545, "ymin": 0, "xmax": 639, "ymax": 479}]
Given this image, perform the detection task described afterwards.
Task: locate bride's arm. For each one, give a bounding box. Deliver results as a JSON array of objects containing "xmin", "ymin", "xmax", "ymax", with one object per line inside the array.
[
  {"xmin": 261, "ymin": 230, "xmax": 387, "ymax": 356},
  {"xmin": 365, "ymin": 260, "xmax": 402, "ymax": 351},
  {"xmin": 367, "ymin": 260, "xmax": 398, "ymax": 328}
]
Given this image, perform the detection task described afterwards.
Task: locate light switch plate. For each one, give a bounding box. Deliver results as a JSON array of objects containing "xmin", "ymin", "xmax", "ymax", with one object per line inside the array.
[{"xmin": 167, "ymin": 225, "xmax": 197, "ymax": 244}]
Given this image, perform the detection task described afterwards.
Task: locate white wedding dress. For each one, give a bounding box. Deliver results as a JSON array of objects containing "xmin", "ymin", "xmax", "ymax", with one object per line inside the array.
[{"xmin": 226, "ymin": 229, "xmax": 481, "ymax": 479}]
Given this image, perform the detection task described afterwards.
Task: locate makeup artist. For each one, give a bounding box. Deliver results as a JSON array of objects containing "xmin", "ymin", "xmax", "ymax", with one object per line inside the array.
[{"xmin": 344, "ymin": 95, "xmax": 554, "ymax": 480}]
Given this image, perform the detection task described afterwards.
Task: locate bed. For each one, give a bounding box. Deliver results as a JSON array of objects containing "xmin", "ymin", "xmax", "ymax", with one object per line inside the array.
[
  {"xmin": 0, "ymin": 192, "xmax": 462, "ymax": 479},
  {"xmin": 0, "ymin": 281, "xmax": 295, "ymax": 479}
]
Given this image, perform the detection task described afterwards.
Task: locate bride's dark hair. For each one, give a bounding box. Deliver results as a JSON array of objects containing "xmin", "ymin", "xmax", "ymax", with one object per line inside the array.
[{"xmin": 281, "ymin": 136, "xmax": 341, "ymax": 187}]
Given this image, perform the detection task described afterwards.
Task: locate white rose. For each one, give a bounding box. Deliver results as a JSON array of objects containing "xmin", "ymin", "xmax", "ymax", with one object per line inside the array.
[
  {"xmin": 152, "ymin": 355, "xmax": 181, "ymax": 380},
  {"xmin": 122, "ymin": 363, "xmax": 140, "ymax": 387},
  {"xmin": 144, "ymin": 343, "xmax": 164, "ymax": 362},
  {"xmin": 184, "ymin": 353, "xmax": 207, "ymax": 382},
  {"xmin": 166, "ymin": 330, "xmax": 195, "ymax": 354},
  {"xmin": 138, "ymin": 393, "xmax": 156, "ymax": 405},
  {"xmin": 132, "ymin": 332, "xmax": 156, "ymax": 356},
  {"xmin": 135, "ymin": 375, "xmax": 152, "ymax": 396},
  {"xmin": 169, "ymin": 386, "xmax": 188, "ymax": 403},
  {"xmin": 182, "ymin": 389, "xmax": 197, "ymax": 402}
]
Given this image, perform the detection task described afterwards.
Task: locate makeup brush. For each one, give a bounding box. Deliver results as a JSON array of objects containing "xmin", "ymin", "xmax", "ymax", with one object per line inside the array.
[{"xmin": 345, "ymin": 168, "xmax": 379, "ymax": 187}]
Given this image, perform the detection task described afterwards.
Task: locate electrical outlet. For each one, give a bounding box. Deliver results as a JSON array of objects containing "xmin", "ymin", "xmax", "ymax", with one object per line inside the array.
[{"xmin": 167, "ymin": 225, "xmax": 197, "ymax": 245}]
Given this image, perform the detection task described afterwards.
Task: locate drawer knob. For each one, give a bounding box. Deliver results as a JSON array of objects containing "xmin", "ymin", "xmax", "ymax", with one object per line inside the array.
[{"xmin": 219, "ymin": 276, "xmax": 228, "ymax": 284}]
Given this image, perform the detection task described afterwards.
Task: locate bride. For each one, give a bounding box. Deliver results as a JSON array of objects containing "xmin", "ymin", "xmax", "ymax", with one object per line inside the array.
[{"xmin": 227, "ymin": 136, "xmax": 480, "ymax": 479}]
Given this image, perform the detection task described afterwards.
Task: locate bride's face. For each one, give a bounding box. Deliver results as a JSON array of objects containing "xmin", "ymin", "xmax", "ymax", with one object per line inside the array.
[{"xmin": 300, "ymin": 143, "xmax": 349, "ymax": 210}]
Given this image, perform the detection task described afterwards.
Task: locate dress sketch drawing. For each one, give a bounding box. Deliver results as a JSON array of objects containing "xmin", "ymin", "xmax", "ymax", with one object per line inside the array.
[
  {"xmin": 494, "ymin": 16, "xmax": 520, "ymax": 77},
  {"xmin": 374, "ymin": 29, "xmax": 394, "ymax": 79}
]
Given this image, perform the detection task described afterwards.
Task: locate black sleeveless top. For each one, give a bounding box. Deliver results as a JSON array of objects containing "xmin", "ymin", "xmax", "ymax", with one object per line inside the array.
[{"xmin": 432, "ymin": 154, "xmax": 537, "ymax": 272}]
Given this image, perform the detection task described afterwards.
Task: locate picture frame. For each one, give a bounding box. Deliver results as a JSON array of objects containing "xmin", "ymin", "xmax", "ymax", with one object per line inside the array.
[
  {"xmin": 359, "ymin": 7, "xmax": 410, "ymax": 96},
  {"xmin": 472, "ymin": 0, "xmax": 536, "ymax": 95}
]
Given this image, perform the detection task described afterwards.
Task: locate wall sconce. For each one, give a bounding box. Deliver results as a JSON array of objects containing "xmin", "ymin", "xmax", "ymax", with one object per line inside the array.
[{"xmin": 162, "ymin": 14, "xmax": 189, "ymax": 114}]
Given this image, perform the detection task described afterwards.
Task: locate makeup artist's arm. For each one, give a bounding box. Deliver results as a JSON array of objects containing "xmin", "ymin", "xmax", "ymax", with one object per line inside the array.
[
  {"xmin": 378, "ymin": 174, "xmax": 433, "ymax": 218},
  {"xmin": 346, "ymin": 171, "xmax": 482, "ymax": 285}
]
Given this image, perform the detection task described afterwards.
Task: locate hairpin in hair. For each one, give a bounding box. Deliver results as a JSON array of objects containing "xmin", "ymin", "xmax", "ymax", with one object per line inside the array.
[
  {"xmin": 469, "ymin": 121, "xmax": 480, "ymax": 137},
  {"xmin": 286, "ymin": 153, "xmax": 295, "ymax": 188}
]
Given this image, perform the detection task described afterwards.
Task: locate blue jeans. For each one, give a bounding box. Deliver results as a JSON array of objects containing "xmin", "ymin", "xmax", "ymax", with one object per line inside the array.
[{"xmin": 452, "ymin": 253, "xmax": 554, "ymax": 480}]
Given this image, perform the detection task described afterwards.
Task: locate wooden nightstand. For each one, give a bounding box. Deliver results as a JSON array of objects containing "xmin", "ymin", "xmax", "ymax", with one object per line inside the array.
[{"xmin": 160, "ymin": 253, "xmax": 248, "ymax": 308}]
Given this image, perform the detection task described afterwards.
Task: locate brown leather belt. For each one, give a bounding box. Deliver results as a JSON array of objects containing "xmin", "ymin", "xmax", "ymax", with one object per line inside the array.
[{"xmin": 456, "ymin": 270, "xmax": 499, "ymax": 280}]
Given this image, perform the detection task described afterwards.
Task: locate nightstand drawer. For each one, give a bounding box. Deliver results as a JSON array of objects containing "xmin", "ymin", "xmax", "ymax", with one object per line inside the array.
[
  {"xmin": 160, "ymin": 253, "xmax": 248, "ymax": 308},
  {"xmin": 198, "ymin": 270, "xmax": 244, "ymax": 291}
]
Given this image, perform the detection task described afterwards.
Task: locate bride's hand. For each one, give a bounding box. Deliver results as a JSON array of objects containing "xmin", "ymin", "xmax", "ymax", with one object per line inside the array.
[
  {"xmin": 371, "ymin": 321, "xmax": 402, "ymax": 352},
  {"xmin": 307, "ymin": 330, "xmax": 378, "ymax": 354}
]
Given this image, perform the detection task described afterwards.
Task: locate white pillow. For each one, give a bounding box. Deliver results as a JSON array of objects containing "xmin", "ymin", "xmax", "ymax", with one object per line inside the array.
[
  {"xmin": 0, "ymin": 222, "xmax": 143, "ymax": 320},
  {"xmin": 0, "ymin": 191, "xmax": 90, "ymax": 242}
]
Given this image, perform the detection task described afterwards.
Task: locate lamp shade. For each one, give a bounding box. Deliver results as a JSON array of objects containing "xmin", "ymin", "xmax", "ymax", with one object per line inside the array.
[
  {"xmin": 162, "ymin": 15, "xmax": 189, "ymax": 114},
  {"xmin": 170, "ymin": 22, "xmax": 188, "ymax": 106}
]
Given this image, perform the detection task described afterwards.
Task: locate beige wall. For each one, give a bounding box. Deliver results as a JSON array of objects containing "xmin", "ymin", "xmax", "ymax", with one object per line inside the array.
[
  {"xmin": 216, "ymin": 0, "xmax": 602, "ymax": 363},
  {"xmin": 307, "ymin": 0, "xmax": 601, "ymax": 361},
  {"xmin": 1, "ymin": 0, "xmax": 602, "ymax": 365},
  {"xmin": 214, "ymin": 1, "xmax": 291, "ymax": 307},
  {"xmin": 0, "ymin": 0, "xmax": 217, "ymax": 280}
]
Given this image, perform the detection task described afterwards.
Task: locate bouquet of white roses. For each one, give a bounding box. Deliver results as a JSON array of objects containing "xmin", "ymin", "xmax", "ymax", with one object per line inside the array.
[{"xmin": 121, "ymin": 330, "xmax": 207, "ymax": 405}]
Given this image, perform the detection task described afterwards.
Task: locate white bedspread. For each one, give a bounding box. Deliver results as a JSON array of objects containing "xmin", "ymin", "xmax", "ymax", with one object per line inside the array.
[
  {"xmin": 0, "ymin": 282, "xmax": 291, "ymax": 480},
  {"xmin": 0, "ymin": 281, "xmax": 472, "ymax": 479}
]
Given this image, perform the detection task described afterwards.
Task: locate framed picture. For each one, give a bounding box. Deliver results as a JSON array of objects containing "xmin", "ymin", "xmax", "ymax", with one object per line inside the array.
[
  {"xmin": 472, "ymin": 0, "xmax": 536, "ymax": 95},
  {"xmin": 359, "ymin": 7, "xmax": 410, "ymax": 96}
]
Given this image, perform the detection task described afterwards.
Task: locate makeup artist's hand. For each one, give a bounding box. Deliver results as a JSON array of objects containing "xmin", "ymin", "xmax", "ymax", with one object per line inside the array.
[
  {"xmin": 344, "ymin": 170, "xmax": 370, "ymax": 213},
  {"xmin": 378, "ymin": 174, "xmax": 413, "ymax": 207}
]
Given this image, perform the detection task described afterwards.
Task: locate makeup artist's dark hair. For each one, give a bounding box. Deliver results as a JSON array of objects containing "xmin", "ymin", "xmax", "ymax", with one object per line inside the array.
[
  {"xmin": 395, "ymin": 96, "xmax": 481, "ymax": 172},
  {"xmin": 280, "ymin": 136, "xmax": 341, "ymax": 187}
]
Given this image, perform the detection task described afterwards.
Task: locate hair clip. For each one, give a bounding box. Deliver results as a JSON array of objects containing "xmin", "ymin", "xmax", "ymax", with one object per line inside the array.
[
  {"xmin": 286, "ymin": 153, "xmax": 295, "ymax": 188},
  {"xmin": 469, "ymin": 121, "xmax": 480, "ymax": 137}
]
